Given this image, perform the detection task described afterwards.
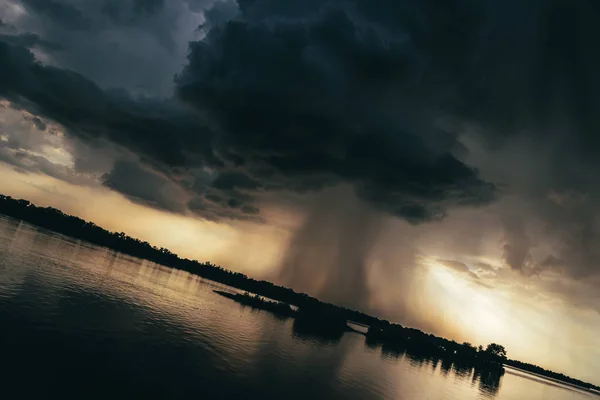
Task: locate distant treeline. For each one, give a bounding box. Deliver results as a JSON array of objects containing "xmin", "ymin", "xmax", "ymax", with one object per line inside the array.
[
  {"xmin": 504, "ymin": 359, "xmax": 600, "ymax": 392},
  {"xmin": 1, "ymin": 194, "xmax": 599, "ymax": 392}
]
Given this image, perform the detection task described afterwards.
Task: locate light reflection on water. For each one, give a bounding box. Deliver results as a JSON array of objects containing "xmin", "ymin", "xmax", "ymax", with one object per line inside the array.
[{"xmin": 0, "ymin": 216, "xmax": 596, "ymax": 400}]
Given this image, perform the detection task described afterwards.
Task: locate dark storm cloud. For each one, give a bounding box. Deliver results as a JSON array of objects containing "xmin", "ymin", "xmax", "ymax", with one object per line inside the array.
[
  {"xmin": 0, "ymin": 18, "xmax": 63, "ymax": 52},
  {"xmin": 187, "ymin": 191, "xmax": 262, "ymax": 221},
  {"xmin": 177, "ymin": 0, "xmax": 497, "ymax": 222},
  {"xmin": 19, "ymin": 0, "xmax": 92, "ymax": 31},
  {"xmin": 6, "ymin": 0, "xmax": 211, "ymax": 95},
  {"xmin": 102, "ymin": 159, "xmax": 188, "ymax": 213},
  {"xmin": 211, "ymin": 171, "xmax": 261, "ymax": 191},
  {"xmin": 0, "ymin": 32, "xmax": 64, "ymax": 52},
  {"xmin": 0, "ymin": 39, "xmax": 261, "ymax": 219},
  {"xmin": 197, "ymin": 0, "xmax": 239, "ymax": 31},
  {"xmin": 3, "ymin": 0, "xmax": 600, "ymax": 291},
  {"xmin": 0, "ymin": 40, "xmax": 217, "ymax": 167},
  {"xmin": 133, "ymin": 0, "xmax": 165, "ymax": 15},
  {"xmin": 0, "ymin": 0, "xmax": 500, "ymax": 225},
  {"xmin": 464, "ymin": 0, "xmax": 600, "ymax": 148}
]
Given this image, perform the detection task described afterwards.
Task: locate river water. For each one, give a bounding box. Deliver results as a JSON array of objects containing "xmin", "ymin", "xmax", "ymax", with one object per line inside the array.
[{"xmin": 0, "ymin": 216, "xmax": 597, "ymax": 400}]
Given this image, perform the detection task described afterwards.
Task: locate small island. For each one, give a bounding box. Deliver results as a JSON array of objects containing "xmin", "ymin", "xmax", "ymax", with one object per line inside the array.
[
  {"xmin": 214, "ymin": 290, "xmax": 362, "ymax": 340},
  {"xmin": 214, "ymin": 290, "xmax": 297, "ymax": 318}
]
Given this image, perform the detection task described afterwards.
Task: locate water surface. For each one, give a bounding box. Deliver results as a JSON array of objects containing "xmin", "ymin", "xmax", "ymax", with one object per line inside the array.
[{"xmin": 0, "ymin": 216, "xmax": 596, "ymax": 400}]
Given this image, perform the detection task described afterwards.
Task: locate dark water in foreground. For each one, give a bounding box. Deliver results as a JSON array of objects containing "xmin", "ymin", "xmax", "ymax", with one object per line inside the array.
[{"xmin": 0, "ymin": 216, "xmax": 597, "ymax": 400}]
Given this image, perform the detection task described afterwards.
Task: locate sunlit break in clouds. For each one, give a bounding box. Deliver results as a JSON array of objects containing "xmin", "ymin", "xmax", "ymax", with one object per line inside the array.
[{"xmin": 1, "ymin": 0, "xmax": 600, "ymax": 385}]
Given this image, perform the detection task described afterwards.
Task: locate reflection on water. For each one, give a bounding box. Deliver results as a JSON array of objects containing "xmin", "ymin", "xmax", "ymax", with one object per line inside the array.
[
  {"xmin": 0, "ymin": 216, "xmax": 597, "ymax": 400},
  {"xmin": 292, "ymin": 316, "xmax": 345, "ymax": 346},
  {"xmin": 476, "ymin": 368, "xmax": 503, "ymax": 397}
]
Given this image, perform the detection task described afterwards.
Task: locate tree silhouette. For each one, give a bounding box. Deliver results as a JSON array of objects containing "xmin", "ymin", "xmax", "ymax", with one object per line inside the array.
[{"xmin": 485, "ymin": 343, "xmax": 507, "ymax": 363}]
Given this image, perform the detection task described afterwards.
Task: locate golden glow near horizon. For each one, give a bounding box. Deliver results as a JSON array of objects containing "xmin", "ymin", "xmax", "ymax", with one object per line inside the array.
[
  {"xmin": 0, "ymin": 164, "xmax": 288, "ymax": 277},
  {"xmin": 422, "ymin": 257, "xmax": 600, "ymax": 382},
  {"xmin": 427, "ymin": 261, "xmax": 506, "ymax": 339}
]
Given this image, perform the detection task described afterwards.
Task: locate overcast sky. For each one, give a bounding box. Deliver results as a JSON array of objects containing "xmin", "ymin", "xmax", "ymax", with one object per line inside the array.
[{"xmin": 1, "ymin": 0, "xmax": 600, "ymax": 384}]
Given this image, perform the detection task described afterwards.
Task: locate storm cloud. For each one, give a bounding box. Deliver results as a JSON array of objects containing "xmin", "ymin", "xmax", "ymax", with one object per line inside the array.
[
  {"xmin": 0, "ymin": 0, "xmax": 500, "ymax": 225},
  {"xmin": 2, "ymin": 0, "xmax": 600, "ymax": 317}
]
